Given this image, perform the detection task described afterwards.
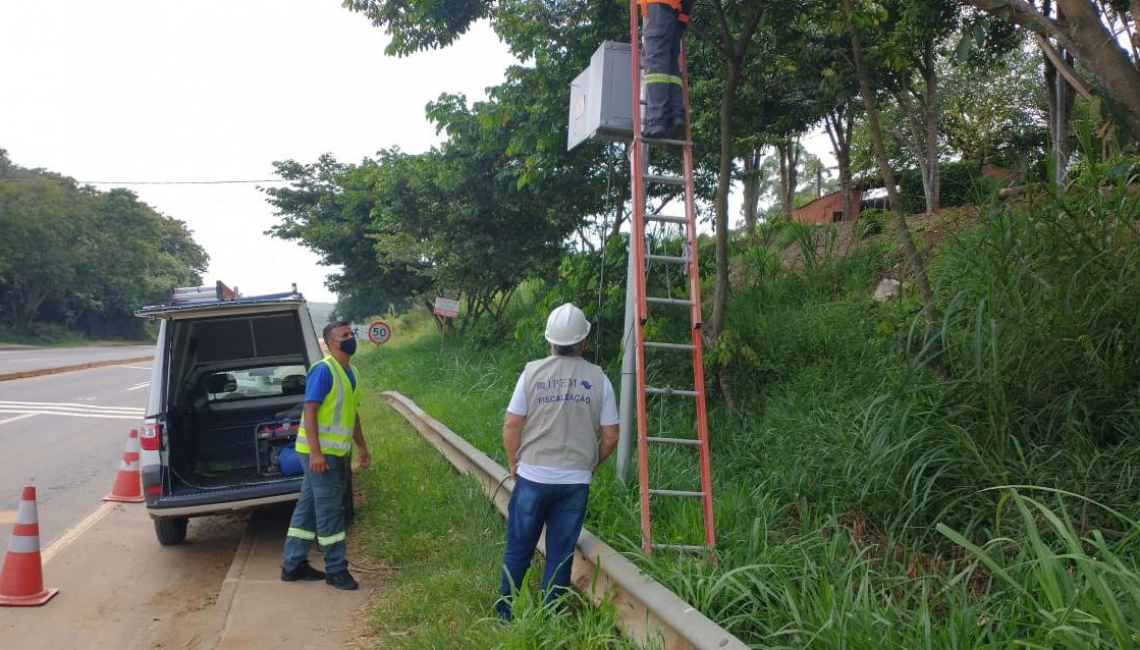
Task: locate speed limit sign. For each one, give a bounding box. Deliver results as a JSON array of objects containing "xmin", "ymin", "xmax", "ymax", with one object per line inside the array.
[{"xmin": 367, "ymin": 320, "xmax": 393, "ymax": 345}]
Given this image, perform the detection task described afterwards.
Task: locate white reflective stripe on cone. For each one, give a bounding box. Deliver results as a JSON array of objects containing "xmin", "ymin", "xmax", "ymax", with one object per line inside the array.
[
  {"xmin": 15, "ymin": 499, "xmax": 37, "ymax": 525},
  {"xmin": 8, "ymin": 534, "xmax": 40, "ymax": 553},
  {"xmin": 119, "ymin": 460, "xmax": 140, "ymax": 471},
  {"xmin": 126, "ymin": 436, "xmax": 140, "ymax": 453}
]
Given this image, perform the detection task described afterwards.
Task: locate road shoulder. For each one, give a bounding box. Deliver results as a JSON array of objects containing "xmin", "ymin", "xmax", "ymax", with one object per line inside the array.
[{"xmin": 211, "ymin": 506, "xmax": 373, "ymax": 649}]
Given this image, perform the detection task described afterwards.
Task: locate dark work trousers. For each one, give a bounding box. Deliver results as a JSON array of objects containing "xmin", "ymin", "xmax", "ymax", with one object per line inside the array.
[{"xmin": 641, "ymin": 1, "xmax": 691, "ymax": 133}]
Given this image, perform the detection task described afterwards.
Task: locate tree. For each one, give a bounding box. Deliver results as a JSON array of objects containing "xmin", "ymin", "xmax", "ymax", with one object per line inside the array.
[
  {"xmin": 842, "ymin": 0, "xmax": 948, "ymax": 379},
  {"xmin": 0, "ymin": 156, "xmax": 206, "ymax": 336},
  {"xmin": 959, "ymin": 0, "xmax": 1140, "ymax": 145},
  {"xmin": 265, "ymin": 153, "xmax": 433, "ymax": 320},
  {"xmin": 939, "ymin": 39, "xmax": 1049, "ymax": 167}
]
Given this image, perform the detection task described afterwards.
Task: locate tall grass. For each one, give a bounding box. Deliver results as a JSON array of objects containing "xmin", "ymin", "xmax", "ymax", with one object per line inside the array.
[{"xmin": 350, "ymin": 159, "xmax": 1140, "ymax": 647}]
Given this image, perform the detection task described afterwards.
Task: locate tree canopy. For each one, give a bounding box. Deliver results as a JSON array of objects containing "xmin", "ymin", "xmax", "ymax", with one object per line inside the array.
[
  {"xmin": 263, "ymin": 0, "xmax": 1138, "ymax": 344},
  {"xmin": 0, "ymin": 149, "xmax": 208, "ymax": 338}
]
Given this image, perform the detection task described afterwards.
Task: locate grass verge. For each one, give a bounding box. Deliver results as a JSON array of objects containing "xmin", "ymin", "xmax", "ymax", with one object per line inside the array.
[{"xmin": 349, "ymin": 345, "xmax": 646, "ymax": 649}]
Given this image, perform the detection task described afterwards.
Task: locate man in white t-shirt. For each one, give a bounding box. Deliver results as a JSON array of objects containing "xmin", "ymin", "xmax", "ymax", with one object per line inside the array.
[{"xmin": 495, "ymin": 303, "xmax": 619, "ymax": 621}]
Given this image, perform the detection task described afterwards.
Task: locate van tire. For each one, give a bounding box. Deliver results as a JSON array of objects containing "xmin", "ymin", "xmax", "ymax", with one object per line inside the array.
[{"xmin": 155, "ymin": 517, "xmax": 189, "ymax": 545}]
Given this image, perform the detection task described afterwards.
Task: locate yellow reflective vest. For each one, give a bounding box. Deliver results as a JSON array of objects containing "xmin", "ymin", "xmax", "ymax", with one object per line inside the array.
[{"xmin": 295, "ymin": 356, "xmax": 359, "ymax": 457}]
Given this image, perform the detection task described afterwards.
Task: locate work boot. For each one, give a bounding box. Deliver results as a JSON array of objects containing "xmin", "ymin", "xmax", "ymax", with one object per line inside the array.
[
  {"xmin": 668, "ymin": 117, "xmax": 687, "ymax": 140},
  {"xmin": 642, "ymin": 122, "xmax": 669, "ymax": 139},
  {"xmin": 326, "ymin": 569, "xmax": 359, "ymax": 590},
  {"xmin": 281, "ymin": 560, "xmax": 326, "ymax": 582}
]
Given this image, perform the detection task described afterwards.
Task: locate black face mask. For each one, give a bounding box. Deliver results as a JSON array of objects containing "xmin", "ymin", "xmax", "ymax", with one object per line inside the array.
[{"xmin": 339, "ymin": 337, "xmax": 357, "ymax": 356}]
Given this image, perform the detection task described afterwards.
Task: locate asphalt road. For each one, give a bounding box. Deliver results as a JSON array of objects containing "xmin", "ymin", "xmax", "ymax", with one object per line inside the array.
[
  {"xmin": 0, "ymin": 361, "xmax": 151, "ymax": 545},
  {"xmin": 0, "ymin": 345, "xmax": 154, "ymax": 376},
  {"xmin": 0, "ymin": 352, "xmax": 369, "ymax": 648},
  {"xmin": 0, "ymin": 356, "xmax": 250, "ymax": 647}
]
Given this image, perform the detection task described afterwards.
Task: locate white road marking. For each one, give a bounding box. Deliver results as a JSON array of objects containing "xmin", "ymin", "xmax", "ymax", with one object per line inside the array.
[
  {"xmin": 41, "ymin": 502, "xmax": 117, "ymax": 565},
  {"xmin": 128, "ymin": 382, "xmax": 151, "ymax": 391},
  {"xmin": 0, "ymin": 402, "xmax": 144, "ymax": 420},
  {"xmin": 0, "ymin": 413, "xmax": 39, "ymax": 426},
  {"xmin": 0, "ymin": 410, "xmax": 143, "ymax": 420},
  {"xmin": 117, "ymin": 365, "xmax": 153, "ymax": 370},
  {"xmin": 0, "ymin": 400, "xmax": 145, "ymax": 413}
]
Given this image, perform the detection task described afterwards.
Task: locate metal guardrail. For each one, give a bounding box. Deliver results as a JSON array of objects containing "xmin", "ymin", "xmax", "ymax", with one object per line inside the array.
[{"xmin": 382, "ymin": 391, "xmax": 749, "ymax": 650}]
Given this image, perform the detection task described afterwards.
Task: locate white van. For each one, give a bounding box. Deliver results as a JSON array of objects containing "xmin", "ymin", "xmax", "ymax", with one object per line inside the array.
[{"xmin": 135, "ymin": 283, "xmax": 339, "ymax": 545}]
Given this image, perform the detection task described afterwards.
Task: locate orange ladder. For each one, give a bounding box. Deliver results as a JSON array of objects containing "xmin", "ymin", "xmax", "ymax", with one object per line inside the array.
[{"xmin": 626, "ymin": 0, "xmax": 715, "ymax": 557}]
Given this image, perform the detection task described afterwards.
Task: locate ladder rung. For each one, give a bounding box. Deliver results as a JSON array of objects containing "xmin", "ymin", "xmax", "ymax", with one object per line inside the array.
[
  {"xmin": 644, "ymin": 174, "xmax": 684, "ymax": 186},
  {"xmin": 646, "ymin": 436, "xmax": 700, "ymax": 446},
  {"xmin": 649, "ymin": 489, "xmax": 705, "ymax": 498},
  {"xmin": 646, "ymin": 214, "xmax": 687, "ymax": 225},
  {"xmin": 646, "ymin": 254, "xmax": 686, "ymax": 264},
  {"xmin": 645, "ymin": 386, "xmax": 697, "ymax": 397},
  {"xmin": 641, "ymin": 136, "xmax": 691, "ymax": 146},
  {"xmin": 650, "ymin": 543, "xmax": 708, "ymax": 553},
  {"xmin": 647, "ymin": 296, "xmax": 693, "ymax": 307},
  {"xmin": 643, "ymin": 341, "xmax": 695, "ymax": 351}
]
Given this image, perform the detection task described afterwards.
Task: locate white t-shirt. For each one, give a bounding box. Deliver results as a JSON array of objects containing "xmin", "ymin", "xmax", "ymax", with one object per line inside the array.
[{"xmin": 507, "ymin": 369, "xmax": 619, "ymax": 485}]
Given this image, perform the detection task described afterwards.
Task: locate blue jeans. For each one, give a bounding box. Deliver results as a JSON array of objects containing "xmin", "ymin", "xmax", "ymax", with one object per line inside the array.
[
  {"xmin": 282, "ymin": 453, "xmax": 348, "ymax": 574},
  {"xmin": 497, "ymin": 476, "xmax": 589, "ymax": 618}
]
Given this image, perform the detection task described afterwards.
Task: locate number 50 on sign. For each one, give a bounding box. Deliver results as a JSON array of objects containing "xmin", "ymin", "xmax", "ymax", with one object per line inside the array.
[{"xmin": 368, "ymin": 320, "xmax": 393, "ymax": 345}]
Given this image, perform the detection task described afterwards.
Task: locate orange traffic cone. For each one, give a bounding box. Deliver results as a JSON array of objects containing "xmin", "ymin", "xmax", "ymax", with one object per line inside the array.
[
  {"xmin": 103, "ymin": 429, "xmax": 145, "ymax": 503},
  {"xmin": 0, "ymin": 485, "xmax": 59, "ymax": 606}
]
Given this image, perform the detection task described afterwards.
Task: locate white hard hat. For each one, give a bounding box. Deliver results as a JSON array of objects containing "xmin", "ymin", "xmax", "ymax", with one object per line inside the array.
[{"xmin": 544, "ymin": 303, "xmax": 591, "ymax": 346}]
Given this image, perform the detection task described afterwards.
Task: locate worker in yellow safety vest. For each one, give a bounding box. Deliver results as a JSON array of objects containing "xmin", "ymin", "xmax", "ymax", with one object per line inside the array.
[
  {"xmin": 639, "ymin": 0, "xmax": 695, "ymax": 139},
  {"xmin": 280, "ymin": 320, "xmax": 371, "ymax": 590}
]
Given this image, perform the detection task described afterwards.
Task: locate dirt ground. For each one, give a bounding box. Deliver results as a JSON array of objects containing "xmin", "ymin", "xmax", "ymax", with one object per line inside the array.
[
  {"xmin": 755, "ymin": 208, "xmax": 982, "ymax": 286},
  {"xmin": 0, "ymin": 507, "xmax": 245, "ymax": 649}
]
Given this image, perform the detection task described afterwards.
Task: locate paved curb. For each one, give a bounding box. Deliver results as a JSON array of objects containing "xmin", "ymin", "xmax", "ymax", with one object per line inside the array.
[
  {"xmin": 0, "ymin": 355, "xmax": 154, "ymax": 383},
  {"xmin": 209, "ymin": 516, "xmax": 259, "ymax": 648}
]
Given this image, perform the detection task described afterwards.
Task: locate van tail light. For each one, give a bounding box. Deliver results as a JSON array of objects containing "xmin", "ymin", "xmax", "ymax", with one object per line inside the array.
[{"xmin": 141, "ymin": 422, "xmax": 162, "ymax": 451}]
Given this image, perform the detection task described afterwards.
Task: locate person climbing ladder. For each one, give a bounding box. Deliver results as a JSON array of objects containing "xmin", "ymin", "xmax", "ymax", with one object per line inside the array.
[{"xmin": 639, "ymin": 0, "xmax": 694, "ymax": 139}]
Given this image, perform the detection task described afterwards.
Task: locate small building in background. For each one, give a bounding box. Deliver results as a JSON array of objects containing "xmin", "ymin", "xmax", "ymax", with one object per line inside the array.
[{"xmin": 791, "ymin": 189, "xmax": 864, "ymax": 225}]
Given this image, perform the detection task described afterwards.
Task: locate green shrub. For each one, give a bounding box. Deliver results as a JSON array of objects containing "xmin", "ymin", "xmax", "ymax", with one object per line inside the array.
[
  {"xmin": 857, "ymin": 207, "xmax": 889, "ymax": 239},
  {"xmin": 898, "ymin": 161, "xmax": 988, "ymax": 213}
]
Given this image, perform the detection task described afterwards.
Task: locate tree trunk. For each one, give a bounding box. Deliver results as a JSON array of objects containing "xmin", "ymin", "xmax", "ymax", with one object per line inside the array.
[
  {"xmin": 962, "ymin": 0, "xmax": 1140, "ymax": 143},
  {"xmin": 777, "ymin": 137, "xmax": 800, "ymax": 220},
  {"xmin": 825, "ymin": 108, "xmax": 855, "ymax": 222},
  {"xmin": 1133, "ymin": 0, "xmax": 1140, "ymax": 42},
  {"xmin": 690, "ymin": 2, "xmax": 768, "ymax": 412},
  {"xmin": 922, "ymin": 42, "xmax": 940, "ymax": 211},
  {"xmin": 711, "ymin": 58, "xmax": 740, "ymax": 411},
  {"xmin": 892, "ymin": 38, "xmax": 940, "ymax": 214},
  {"xmin": 741, "ymin": 149, "xmax": 762, "ymax": 238},
  {"xmin": 844, "ymin": 0, "xmax": 947, "ymax": 380}
]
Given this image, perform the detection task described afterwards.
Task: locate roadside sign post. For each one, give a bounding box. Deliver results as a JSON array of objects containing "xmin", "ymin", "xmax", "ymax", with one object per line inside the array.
[
  {"xmin": 432, "ymin": 297, "xmax": 460, "ymax": 353},
  {"xmin": 367, "ymin": 320, "xmax": 393, "ymax": 348}
]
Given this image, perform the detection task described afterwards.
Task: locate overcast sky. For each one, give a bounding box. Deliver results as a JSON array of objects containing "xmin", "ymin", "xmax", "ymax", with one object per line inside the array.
[{"xmin": 0, "ymin": 1, "xmax": 518, "ymax": 303}]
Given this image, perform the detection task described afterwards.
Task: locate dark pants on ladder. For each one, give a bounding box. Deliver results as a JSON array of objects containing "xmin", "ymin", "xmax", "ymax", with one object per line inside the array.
[{"xmin": 642, "ymin": 1, "xmax": 691, "ymax": 136}]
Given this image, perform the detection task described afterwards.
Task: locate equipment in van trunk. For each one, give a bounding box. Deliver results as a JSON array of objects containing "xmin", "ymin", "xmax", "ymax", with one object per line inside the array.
[{"xmin": 135, "ymin": 282, "xmax": 333, "ymax": 545}]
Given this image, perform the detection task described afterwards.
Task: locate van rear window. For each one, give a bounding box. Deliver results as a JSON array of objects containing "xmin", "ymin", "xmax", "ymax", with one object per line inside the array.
[{"xmin": 191, "ymin": 314, "xmax": 303, "ymax": 362}]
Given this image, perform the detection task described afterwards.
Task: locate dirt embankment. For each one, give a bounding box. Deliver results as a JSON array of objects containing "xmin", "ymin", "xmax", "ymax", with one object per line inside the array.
[{"xmin": 731, "ymin": 208, "xmax": 981, "ymax": 290}]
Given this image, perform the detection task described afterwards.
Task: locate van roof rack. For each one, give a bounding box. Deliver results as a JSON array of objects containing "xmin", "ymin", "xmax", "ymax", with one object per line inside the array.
[
  {"xmin": 169, "ymin": 281, "xmax": 237, "ymax": 305},
  {"xmin": 136, "ymin": 282, "xmax": 305, "ymax": 316}
]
